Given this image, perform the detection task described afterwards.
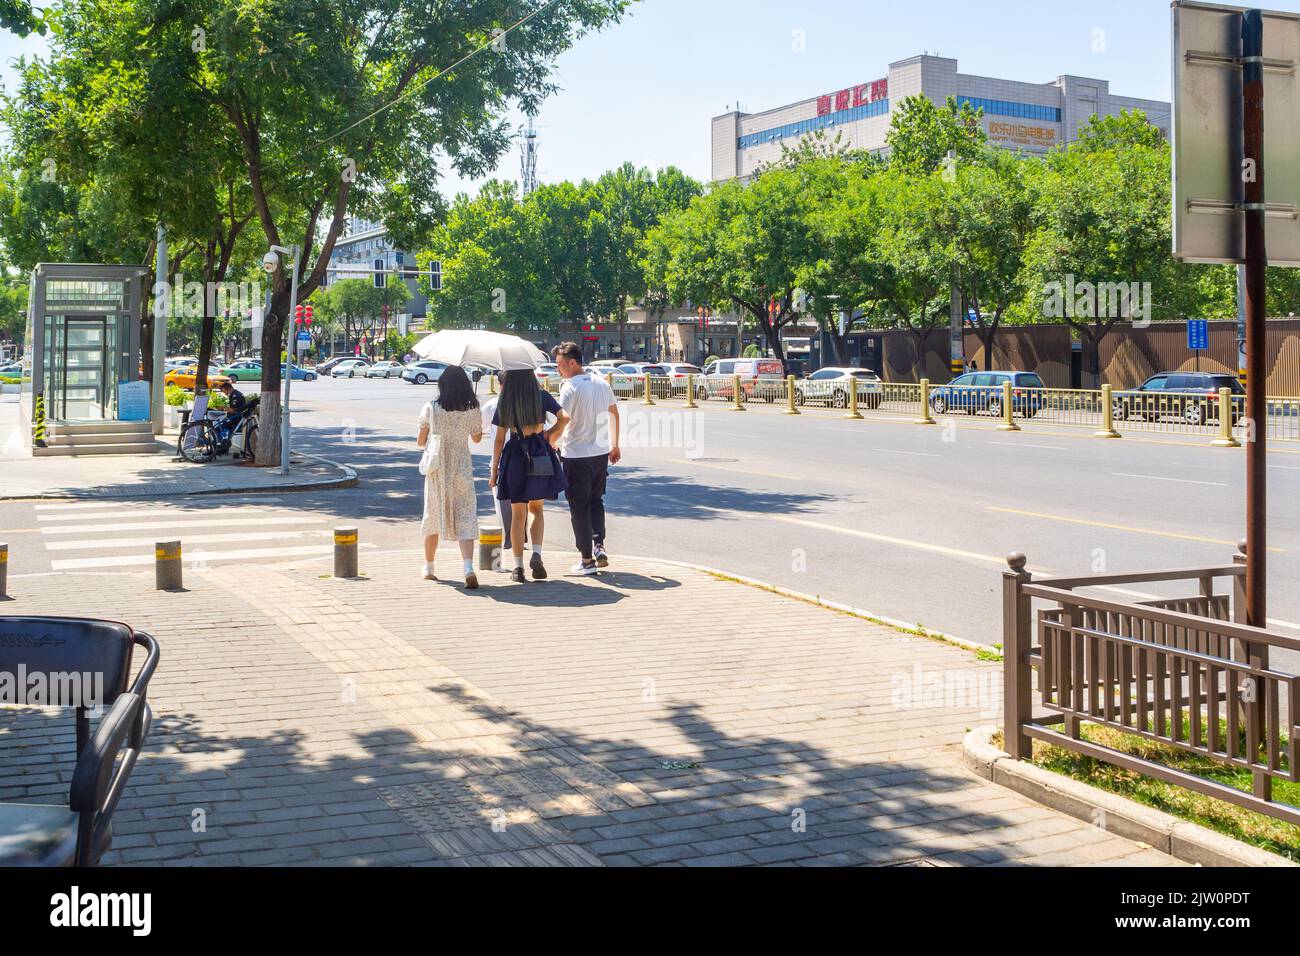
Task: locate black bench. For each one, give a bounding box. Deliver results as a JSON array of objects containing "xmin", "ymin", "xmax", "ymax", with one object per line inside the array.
[{"xmin": 0, "ymin": 616, "xmax": 159, "ymax": 866}]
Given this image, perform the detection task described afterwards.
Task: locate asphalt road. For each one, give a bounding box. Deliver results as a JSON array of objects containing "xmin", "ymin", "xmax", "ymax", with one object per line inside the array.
[{"xmin": 4, "ymin": 376, "xmax": 1299, "ymax": 663}]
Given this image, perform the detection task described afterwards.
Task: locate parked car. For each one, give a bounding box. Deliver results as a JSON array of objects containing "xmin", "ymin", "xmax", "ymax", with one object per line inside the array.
[
  {"xmin": 699, "ymin": 358, "xmax": 785, "ymax": 402},
  {"xmin": 163, "ymin": 364, "xmax": 231, "ymax": 391},
  {"xmin": 534, "ymin": 363, "xmax": 562, "ymax": 384},
  {"xmin": 401, "ymin": 360, "xmax": 448, "ymax": 385},
  {"xmin": 219, "ymin": 360, "xmax": 263, "ymax": 382},
  {"xmin": 585, "ymin": 366, "xmax": 638, "ymax": 398},
  {"xmin": 365, "ymin": 360, "xmax": 406, "ymax": 379},
  {"xmin": 330, "ymin": 359, "xmax": 372, "ymax": 379},
  {"xmin": 795, "ymin": 367, "xmax": 884, "ymax": 409},
  {"xmin": 928, "ymin": 371, "xmax": 1046, "ymax": 417},
  {"xmin": 1112, "ymin": 372, "xmax": 1244, "ymax": 425},
  {"xmin": 283, "ymin": 364, "xmax": 317, "ymax": 381},
  {"xmin": 315, "ymin": 357, "xmax": 350, "ymax": 377},
  {"xmin": 0, "ymin": 361, "xmax": 23, "ymax": 376}
]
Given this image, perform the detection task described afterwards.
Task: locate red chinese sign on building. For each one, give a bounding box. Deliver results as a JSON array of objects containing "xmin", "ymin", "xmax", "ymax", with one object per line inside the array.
[{"xmin": 818, "ymin": 77, "xmax": 888, "ymax": 116}]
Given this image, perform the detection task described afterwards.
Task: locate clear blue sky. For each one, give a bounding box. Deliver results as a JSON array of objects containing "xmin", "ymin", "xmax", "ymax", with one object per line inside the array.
[{"xmin": 5, "ymin": 0, "xmax": 1300, "ymax": 197}]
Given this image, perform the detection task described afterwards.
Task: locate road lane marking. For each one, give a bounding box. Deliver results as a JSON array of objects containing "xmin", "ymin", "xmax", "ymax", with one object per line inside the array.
[
  {"xmin": 986, "ymin": 506, "xmax": 1286, "ymax": 552},
  {"xmin": 871, "ymin": 448, "xmax": 942, "ymax": 458},
  {"xmin": 770, "ymin": 516, "xmax": 1009, "ymax": 566},
  {"xmin": 684, "ymin": 459, "xmax": 803, "ymax": 481},
  {"xmin": 35, "ymin": 508, "xmax": 300, "ymax": 522},
  {"xmin": 49, "ymin": 543, "xmax": 353, "ymax": 571},
  {"xmin": 1112, "ymin": 473, "xmax": 1228, "ymax": 487},
  {"xmin": 40, "ymin": 517, "xmax": 322, "ymax": 535},
  {"xmin": 43, "ymin": 530, "xmax": 333, "ymax": 551},
  {"xmin": 990, "ymin": 441, "xmax": 1066, "ymax": 451}
]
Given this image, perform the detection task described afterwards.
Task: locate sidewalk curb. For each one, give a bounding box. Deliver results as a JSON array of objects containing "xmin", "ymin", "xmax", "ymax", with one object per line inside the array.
[
  {"xmin": 617, "ymin": 553, "xmax": 998, "ymax": 656},
  {"xmin": 962, "ymin": 727, "xmax": 1295, "ymax": 868},
  {"xmin": 0, "ymin": 454, "xmax": 357, "ymax": 501}
]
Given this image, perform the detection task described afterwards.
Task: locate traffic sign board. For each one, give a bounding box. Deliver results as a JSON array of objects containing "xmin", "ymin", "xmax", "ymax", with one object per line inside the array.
[{"xmin": 1188, "ymin": 319, "xmax": 1210, "ymax": 351}]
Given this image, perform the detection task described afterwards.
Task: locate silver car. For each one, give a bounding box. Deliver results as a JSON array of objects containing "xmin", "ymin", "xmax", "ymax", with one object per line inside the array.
[{"xmin": 795, "ymin": 367, "xmax": 884, "ymax": 409}]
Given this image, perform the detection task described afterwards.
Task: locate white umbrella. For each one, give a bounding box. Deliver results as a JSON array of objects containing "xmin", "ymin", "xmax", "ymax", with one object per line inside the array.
[{"xmin": 411, "ymin": 329, "xmax": 548, "ymax": 370}]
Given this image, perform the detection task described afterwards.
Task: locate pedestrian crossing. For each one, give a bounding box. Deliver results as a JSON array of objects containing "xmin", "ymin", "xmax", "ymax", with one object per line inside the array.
[{"xmin": 32, "ymin": 500, "xmax": 345, "ymax": 572}]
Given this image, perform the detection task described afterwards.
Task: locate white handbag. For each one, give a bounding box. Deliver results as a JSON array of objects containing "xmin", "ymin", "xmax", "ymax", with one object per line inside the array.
[{"xmin": 418, "ymin": 404, "xmax": 441, "ymax": 475}]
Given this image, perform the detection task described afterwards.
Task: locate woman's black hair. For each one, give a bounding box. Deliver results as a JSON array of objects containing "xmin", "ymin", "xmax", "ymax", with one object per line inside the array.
[
  {"xmin": 436, "ymin": 364, "xmax": 479, "ymax": 412},
  {"xmin": 496, "ymin": 369, "xmax": 543, "ymax": 433}
]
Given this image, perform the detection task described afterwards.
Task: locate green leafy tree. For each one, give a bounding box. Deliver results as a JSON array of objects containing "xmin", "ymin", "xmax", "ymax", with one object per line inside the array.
[
  {"xmin": 12, "ymin": 0, "xmax": 630, "ymax": 464},
  {"xmin": 885, "ymin": 95, "xmax": 987, "ymax": 174}
]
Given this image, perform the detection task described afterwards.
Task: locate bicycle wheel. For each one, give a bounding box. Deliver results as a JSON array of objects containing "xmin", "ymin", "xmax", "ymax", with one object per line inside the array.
[
  {"xmin": 179, "ymin": 420, "xmax": 219, "ymax": 463},
  {"xmin": 241, "ymin": 420, "xmax": 259, "ymax": 461}
]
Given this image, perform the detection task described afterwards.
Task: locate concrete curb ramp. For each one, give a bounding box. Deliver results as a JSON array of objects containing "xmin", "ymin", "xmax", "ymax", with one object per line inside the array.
[{"xmin": 963, "ymin": 727, "xmax": 1295, "ymax": 868}]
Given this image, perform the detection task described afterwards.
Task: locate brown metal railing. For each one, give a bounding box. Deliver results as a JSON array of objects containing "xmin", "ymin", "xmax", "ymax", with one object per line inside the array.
[{"xmin": 1003, "ymin": 545, "xmax": 1300, "ymax": 826}]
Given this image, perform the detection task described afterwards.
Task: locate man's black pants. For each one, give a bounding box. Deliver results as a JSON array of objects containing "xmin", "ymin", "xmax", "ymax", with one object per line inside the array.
[{"xmin": 562, "ymin": 454, "xmax": 608, "ymax": 561}]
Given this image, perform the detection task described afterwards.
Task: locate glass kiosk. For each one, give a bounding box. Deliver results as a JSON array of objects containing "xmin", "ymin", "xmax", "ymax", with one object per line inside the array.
[{"xmin": 21, "ymin": 263, "xmax": 148, "ymax": 449}]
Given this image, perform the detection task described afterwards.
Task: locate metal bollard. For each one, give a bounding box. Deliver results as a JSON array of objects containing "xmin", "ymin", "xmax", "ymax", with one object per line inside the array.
[
  {"xmin": 478, "ymin": 526, "xmax": 503, "ymax": 571},
  {"xmin": 0, "ymin": 542, "xmax": 7, "ymax": 599},
  {"xmin": 334, "ymin": 526, "xmax": 359, "ymax": 578},
  {"xmin": 155, "ymin": 540, "xmax": 183, "ymax": 591},
  {"xmin": 684, "ymin": 373, "xmax": 697, "ymax": 409},
  {"xmin": 1213, "ymin": 386, "xmax": 1241, "ymax": 447},
  {"xmin": 998, "ymin": 380, "xmax": 1020, "ymax": 432},
  {"xmin": 1095, "ymin": 384, "xmax": 1121, "ymax": 439},
  {"xmin": 783, "ymin": 375, "xmax": 800, "ymax": 415},
  {"xmin": 605, "ymin": 371, "xmax": 617, "ymax": 400},
  {"xmin": 488, "ymin": 374, "xmax": 497, "ymax": 395},
  {"xmin": 845, "ymin": 380, "xmax": 863, "ymax": 420},
  {"xmin": 730, "ymin": 374, "xmax": 745, "ymax": 411},
  {"xmin": 915, "ymin": 378, "xmax": 936, "ymax": 425},
  {"xmin": 641, "ymin": 373, "xmax": 656, "ymax": 406}
]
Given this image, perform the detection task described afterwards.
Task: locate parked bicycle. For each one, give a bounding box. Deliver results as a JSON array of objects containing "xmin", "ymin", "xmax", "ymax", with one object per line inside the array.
[{"xmin": 178, "ymin": 394, "xmax": 260, "ymax": 463}]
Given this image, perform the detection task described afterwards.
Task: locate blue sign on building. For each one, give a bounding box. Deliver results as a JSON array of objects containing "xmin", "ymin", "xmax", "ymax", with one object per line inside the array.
[{"xmin": 1188, "ymin": 319, "xmax": 1209, "ymax": 351}]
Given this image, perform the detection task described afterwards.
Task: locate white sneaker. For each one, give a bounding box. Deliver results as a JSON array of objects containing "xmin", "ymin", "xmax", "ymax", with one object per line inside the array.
[
  {"xmin": 422, "ymin": 562, "xmax": 437, "ymax": 580},
  {"xmin": 571, "ymin": 561, "xmax": 599, "ymax": 576}
]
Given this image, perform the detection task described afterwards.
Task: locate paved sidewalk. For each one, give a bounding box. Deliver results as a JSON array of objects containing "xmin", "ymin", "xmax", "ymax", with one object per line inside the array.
[{"xmin": 0, "ymin": 550, "xmax": 1180, "ymax": 866}]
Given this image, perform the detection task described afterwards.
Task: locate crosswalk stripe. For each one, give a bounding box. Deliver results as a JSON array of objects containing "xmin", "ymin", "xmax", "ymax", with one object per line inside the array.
[
  {"xmin": 50, "ymin": 544, "xmax": 348, "ymax": 571},
  {"xmin": 36, "ymin": 508, "xmax": 303, "ymax": 522},
  {"xmin": 33, "ymin": 498, "xmax": 286, "ymax": 511},
  {"xmin": 40, "ymin": 517, "xmax": 322, "ymax": 535},
  {"xmin": 44, "ymin": 530, "xmax": 333, "ymax": 551}
]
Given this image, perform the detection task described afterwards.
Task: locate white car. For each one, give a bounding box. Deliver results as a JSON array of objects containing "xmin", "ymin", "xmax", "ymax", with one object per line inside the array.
[
  {"xmin": 795, "ymin": 367, "xmax": 884, "ymax": 409},
  {"xmin": 534, "ymin": 363, "xmax": 562, "ymax": 383},
  {"xmin": 401, "ymin": 360, "xmax": 448, "ymax": 385},
  {"xmin": 330, "ymin": 359, "xmax": 371, "ymax": 378},
  {"xmin": 365, "ymin": 361, "xmax": 405, "ymax": 379}
]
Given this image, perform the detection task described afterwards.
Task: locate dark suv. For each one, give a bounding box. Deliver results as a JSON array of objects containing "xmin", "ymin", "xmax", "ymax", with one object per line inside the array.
[{"xmin": 1113, "ymin": 372, "xmax": 1244, "ymax": 425}]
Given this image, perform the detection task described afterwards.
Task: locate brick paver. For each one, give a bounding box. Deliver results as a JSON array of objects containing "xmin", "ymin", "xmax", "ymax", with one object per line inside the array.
[{"xmin": 0, "ymin": 549, "xmax": 1181, "ymax": 866}]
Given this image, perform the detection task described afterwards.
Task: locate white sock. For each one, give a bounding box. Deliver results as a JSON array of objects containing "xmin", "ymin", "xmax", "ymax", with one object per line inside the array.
[
  {"xmin": 463, "ymin": 558, "xmax": 474, "ymax": 575},
  {"xmin": 514, "ymin": 555, "xmax": 524, "ymax": 570},
  {"xmin": 531, "ymin": 545, "xmax": 542, "ymax": 555}
]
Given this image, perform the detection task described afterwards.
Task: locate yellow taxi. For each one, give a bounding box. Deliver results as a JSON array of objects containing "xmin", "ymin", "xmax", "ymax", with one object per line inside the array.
[{"xmin": 163, "ymin": 363, "xmax": 232, "ymax": 391}]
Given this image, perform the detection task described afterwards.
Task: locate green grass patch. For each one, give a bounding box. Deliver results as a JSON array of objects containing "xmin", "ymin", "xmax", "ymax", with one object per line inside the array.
[{"xmin": 997, "ymin": 723, "xmax": 1300, "ymax": 861}]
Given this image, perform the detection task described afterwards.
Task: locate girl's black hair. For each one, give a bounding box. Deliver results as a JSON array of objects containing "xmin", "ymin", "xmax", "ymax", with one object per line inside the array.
[
  {"xmin": 436, "ymin": 365, "xmax": 480, "ymax": 412},
  {"xmin": 496, "ymin": 369, "xmax": 543, "ymax": 432}
]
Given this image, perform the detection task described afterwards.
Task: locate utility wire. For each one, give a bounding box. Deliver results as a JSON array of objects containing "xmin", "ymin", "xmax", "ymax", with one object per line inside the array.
[{"xmin": 316, "ymin": 0, "xmax": 560, "ymax": 147}]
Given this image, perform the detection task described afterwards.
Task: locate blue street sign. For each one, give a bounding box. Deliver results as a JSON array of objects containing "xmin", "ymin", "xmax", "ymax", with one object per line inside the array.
[{"xmin": 1187, "ymin": 319, "xmax": 1209, "ymax": 351}]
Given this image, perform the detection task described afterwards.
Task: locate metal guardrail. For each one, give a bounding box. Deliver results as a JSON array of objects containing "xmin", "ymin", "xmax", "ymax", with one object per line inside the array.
[
  {"xmin": 1003, "ymin": 547, "xmax": 1300, "ymax": 826},
  {"xmin": 584, "ymin": 373, "xmax": 1298, "ymax": 445}
]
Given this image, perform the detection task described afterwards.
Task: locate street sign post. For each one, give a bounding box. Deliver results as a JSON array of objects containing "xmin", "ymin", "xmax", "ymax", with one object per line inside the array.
[
  {"xmin": 1172, "ymin": 2, "xmax": 1300, "ymax": 265},
  {"xmin": 1188, "ymin": 318, "xmax": 1209, "ymax": 369},
  {"xmin": 1172, "ymin": 2, "xmax": 1300, "ymax": 639}
]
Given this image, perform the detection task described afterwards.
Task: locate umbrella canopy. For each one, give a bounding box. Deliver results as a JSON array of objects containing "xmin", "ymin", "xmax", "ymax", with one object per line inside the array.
[{"xmin": 411, "ymin": 329, "xmax": 548, "ymax": 371}]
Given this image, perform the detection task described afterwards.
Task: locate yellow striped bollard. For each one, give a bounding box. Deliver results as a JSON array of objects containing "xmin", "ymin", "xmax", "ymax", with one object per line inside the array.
[
  {"xmin": 155, "ymin": 540, "xmax": 183, "ymax": 591},
  {"xmin": 334, "ymin": 526, "xmax": 359, "ymax": 578},
  {"xmin": 478, "ymin": 526, "xmax": 503, "ymax": 571},
  {"xmin": 730, "ymin": 374, "xmax": 744, "ymax": 412},
  {"xmin": 641, "ymin": 373, "xmax": 655, "ymax": 406},
  {"xmin": 783, "ymin": 375, "xmax": 800, "ymax": 415},
  {"xmin": 685, "ymin": 373, "xmax": 697, "ymax": 409}
]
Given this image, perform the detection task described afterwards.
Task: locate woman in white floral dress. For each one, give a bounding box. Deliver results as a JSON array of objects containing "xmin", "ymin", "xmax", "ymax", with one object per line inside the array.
[{"xmin": 417, "ymin": 365, "xmax": 483, "ymax": 587}]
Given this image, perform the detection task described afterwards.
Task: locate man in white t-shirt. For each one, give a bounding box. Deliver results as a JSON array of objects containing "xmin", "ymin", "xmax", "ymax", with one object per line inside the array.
[{"xmin": 554, "ymin": 342, "xmax": 621, "ymax": 575}]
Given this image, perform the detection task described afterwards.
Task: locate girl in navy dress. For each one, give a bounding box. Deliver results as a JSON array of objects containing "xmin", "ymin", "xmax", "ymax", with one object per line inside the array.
[{"xmin": 490, "ymin": 369, "xmax": 570, "ymax": 582}]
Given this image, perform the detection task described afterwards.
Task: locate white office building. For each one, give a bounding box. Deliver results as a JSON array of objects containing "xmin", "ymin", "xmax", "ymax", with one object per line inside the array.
[{"xmin": 711, "ymin": 54, "xmax": 1170, "ymax": 181}]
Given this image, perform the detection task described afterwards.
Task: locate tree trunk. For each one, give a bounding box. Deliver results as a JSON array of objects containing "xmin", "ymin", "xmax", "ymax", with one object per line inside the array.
[
  {"xmin": 254, "ymin": 285, "xmax": 289, "ymax": 466},
  {"xmin": 196, "ymin": 314, "xmax": 217, "ymax": 393}
]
